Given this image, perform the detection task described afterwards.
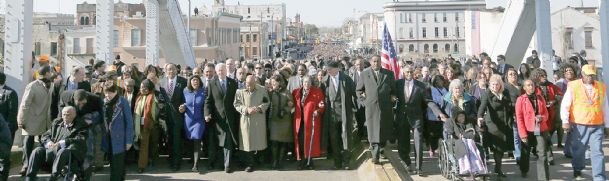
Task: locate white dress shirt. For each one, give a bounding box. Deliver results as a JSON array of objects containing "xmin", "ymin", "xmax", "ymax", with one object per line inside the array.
[{"xmin": 404, "ymin": 79, "xmax": 414, "ymax": 98}]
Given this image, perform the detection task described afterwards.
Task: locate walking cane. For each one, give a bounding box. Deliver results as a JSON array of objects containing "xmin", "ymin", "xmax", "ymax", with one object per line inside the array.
[{"xmin": 308, "ymin": 111, "xmax": 318, "ymax": 166}]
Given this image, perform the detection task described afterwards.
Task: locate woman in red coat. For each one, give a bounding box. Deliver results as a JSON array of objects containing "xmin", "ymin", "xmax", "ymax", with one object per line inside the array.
[{"xmin": 292, "ymin": 76, "xmax": 325, "ymax": 170}]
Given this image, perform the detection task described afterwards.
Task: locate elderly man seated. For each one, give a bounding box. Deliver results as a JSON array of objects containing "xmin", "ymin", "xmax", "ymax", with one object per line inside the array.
[{"xmin": 25, "ymin": 106, "xmax": 87, "ymax": 181}]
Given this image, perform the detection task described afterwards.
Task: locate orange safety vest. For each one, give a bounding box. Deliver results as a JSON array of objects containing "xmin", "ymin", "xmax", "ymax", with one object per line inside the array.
[{"xmin": 568, "ymin": 80, "xmax": 606, "ymax": 125}]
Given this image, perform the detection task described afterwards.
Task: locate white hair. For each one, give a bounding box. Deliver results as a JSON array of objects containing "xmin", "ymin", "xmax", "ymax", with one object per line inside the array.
[{"xmin": 215, "ymin": 63, "xmax": 226, "ymax": 71}]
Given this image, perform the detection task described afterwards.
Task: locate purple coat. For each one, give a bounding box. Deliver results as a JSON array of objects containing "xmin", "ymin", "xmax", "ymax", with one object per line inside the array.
[{"xmin": 183, "ymin": 88, "xmax": 205, "ymax": 139}]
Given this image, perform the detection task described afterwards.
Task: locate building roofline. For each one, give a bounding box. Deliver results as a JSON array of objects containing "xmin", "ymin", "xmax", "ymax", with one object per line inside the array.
[{"xmin": 383, "ymin": 0, "xmax": 487, "ymax": 11}]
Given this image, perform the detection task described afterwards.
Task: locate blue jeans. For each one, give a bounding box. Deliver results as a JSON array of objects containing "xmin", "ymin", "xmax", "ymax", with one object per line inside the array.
[
  {"xmin": 512, "ymin": 123, "xmax": 522, "ymax": 160},
  {"xmin": 570, "ymin": 124, "xmax": 606, "ymax": 181}
]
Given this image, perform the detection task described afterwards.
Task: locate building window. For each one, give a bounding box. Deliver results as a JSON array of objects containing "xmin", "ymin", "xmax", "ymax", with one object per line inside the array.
[
  {"xmin": 73, "ymin": 38, "xmax": 81, "ymax": 54},
  {"xmin": 131, "ymin": 28, "xmax": 141, "ymax": 46},
  {"xmin": 564, "ymin": 28, "xmax": 573, "ymax": 49},
  {"xmin": 50, "ymin": 42, "xmax": 58, "ymax": 56},
  {"xmin": 422, "ymin": 28, "xmax": 427, "ymax": 38},
  {"xmin": 80, "ymin": 16, "xmax": 90, "ymax": 25},
  {"xmin": 454, "ymin": 43, "xmax": 459, "ymax": 52},
  {"xmin": 434, "ymin": 27, "xmax": 439, "ymax": 37},
  {"xmin": 443, "ymin": 27, "xmax": 448, "ymax": 37},
  {"xmin": 456, "ymin": 27, "xmax": 460, "ymax": 38},
  {"xmin": 400, "ymin": 13, "xmax": 404, "ymax": 23},
  {"xmin": 445, "ymin": 44, "xmax": 450, "ymax": 52},
  {"xmin": 584, "ymin": 29, "xmax": 593, "ymax": 48},
  {"xmin": 190, "ymin": 29, "xmax": 198, "ymax": 46},
  {"xmin": 34, "ymin": 42, "xmax": 41, "ymax": 55},
  {"xmin": 443, "ymin": 12, "xmax": 447, "ymax": 22},
  {"xmin": 455, "ymin": 12, "xmax": 459, "ymax": 22},
  {"xmin": 408, "ymin": 13, "xmax": 412, "ymax": 23},
  {"xmin": 246, "ymin": 34, "xmax": 250, "ymax": 42},
  {"xmin": 86, "ymin": 38, "xmax": 94, "ymax": 54},
  {"xmin": 434, "ymin": 13, "xmax": 438, "ymax": 22},
  {"xmin": 252, "ymin": 47, "xmax": 258, "ymax": 56},
  {"xmin": 424, "ymin": 44, "xmax": 429, "ymax": 53},
  {"xmin": 433, "ymin": 44, "xmax": 438, "ymax": 53},
  {"xmin": 409, "ymin": 28, "xmax": 414, "ymax": 38},
  {"xmin": 253, "ymin": 34, "xmax": 258, "ymax": 42},
  {"xmin": 399, "ymin": 28, "xmax": 404, "ymax": 39},
  {"xmin": 113, "ymin": 30, "xmax": 119, "ymax": 47},
  {"xmin": 399, "ymin": 44, "xmax": 404, "ymax": 53},
  {"xmin": 421, "ymin": 13, "xmax": 426, "ymax": 23},
  {"xmin": 248, "ymin": 7, "xmax": 251, "ymax": 14},
  {"xmin": 409, "ymin": 44, "xmax": 415, "ymax": 52}
]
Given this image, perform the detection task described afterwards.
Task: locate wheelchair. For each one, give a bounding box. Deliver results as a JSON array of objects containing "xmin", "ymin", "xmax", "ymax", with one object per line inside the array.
[{"xmin": 437, "ymin": 129, "xmax": 492, "ymax": 181}]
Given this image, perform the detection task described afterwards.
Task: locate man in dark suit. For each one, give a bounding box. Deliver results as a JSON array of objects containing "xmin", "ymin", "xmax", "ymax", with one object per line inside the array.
[
  {"xmin": 0, "ymin": 116, "xmax": 11, "ymax": 181},
  {"xmin": 52, "ymin": 66, "xmax": 91, "ymax": 121},
  {"xmin": 160, "ymin": 63, "xmax": 187, "ymax": 171},
  {"xmin": 0, "ymin": 72, "xmax": 18, "ymax": 147},
  {"xmin": 320, "ymin": 61, "xmax": 357, "ymax": 170},
  {"xmin": 254, "ymin": 63, "xmax": 266, "ymax": 86},
  {"xmin": 25, "ymin": 106, "xmax": 87, "ymax": 181},
  {"xmin": 204, "ymin": 63, "xmax": 239, "ymax": 173},
  {"xmin": 287, "ymin": 64, "xmax": 308, "ymax": 93},
  {"xmin": 526, "ymin": 50, "xmax": 541, "ymax": 69},
  {"xmin": 355, "ymin": 55, "xmax": 397, "ymax": 164},
  {"xmin": 58, "ymin": 89, "xmax": 104, "ymax": 176},
  {"xmin": 496, "ymin": 55, "xmax": 514, "ymax": 76},
  {"xmin": 349, "ymin": 58, "xmax": 367, "ymax": 140},
  {"xmin": 395, "ymin": 65, "xmax": 446, "ymax": 175}
]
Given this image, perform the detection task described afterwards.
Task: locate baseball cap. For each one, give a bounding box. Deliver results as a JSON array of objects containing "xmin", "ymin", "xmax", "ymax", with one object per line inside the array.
[{"xmin": 581, "ymin": 65, "xmax": 596, "ymax": 75}]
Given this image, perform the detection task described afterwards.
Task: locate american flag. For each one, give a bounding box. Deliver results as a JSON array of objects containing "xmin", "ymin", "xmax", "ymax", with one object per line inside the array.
[{"xmin": 381, "ymin": 23, "xmax": 402, "ymax": 80}]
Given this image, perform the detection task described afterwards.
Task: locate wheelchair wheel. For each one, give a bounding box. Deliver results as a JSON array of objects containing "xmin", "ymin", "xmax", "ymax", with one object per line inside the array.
[{"xmin": 437, "ymin": 140, "xmax": 445, "ymax": 177}]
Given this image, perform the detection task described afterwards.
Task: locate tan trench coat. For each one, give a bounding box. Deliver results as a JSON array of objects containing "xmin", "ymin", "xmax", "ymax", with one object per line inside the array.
[{"xmin": 234, "ymin": 85, "xmax": 270, "ymax": 151}]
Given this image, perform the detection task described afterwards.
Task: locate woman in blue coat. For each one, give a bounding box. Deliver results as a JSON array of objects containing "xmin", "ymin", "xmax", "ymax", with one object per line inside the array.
[
  {"xmin": 179, "ymin": 76, "xmax": 206, "ymax": 172},
  {"xmin": 102, "ymin": 83, "xmax": 134, "ymax": 181}
]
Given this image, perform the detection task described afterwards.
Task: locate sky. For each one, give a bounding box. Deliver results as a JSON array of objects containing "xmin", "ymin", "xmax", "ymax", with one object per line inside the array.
[{"xmin": 0, "ymin": 0, "xmax": 600, "ymax": 27}]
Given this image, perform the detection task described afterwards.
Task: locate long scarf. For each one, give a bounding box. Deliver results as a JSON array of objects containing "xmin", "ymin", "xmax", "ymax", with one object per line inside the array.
[{"xmin": 135, "ymin": 94, "xmax": 157, "ymax": 129}]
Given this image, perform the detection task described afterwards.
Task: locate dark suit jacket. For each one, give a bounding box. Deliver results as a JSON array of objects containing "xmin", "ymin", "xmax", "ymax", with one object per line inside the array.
[
  {"xmin": 395, "ymin": 79, "xmax": 443, "ymax": 127},
  {"xmin": 162, "ymin": 76, "xmax": 187, "ymax": 108},
  {"xmin": 41, "ymin": 117, "xmax": 88, "ymax": 160},
  {"xmin": 319, "ymin": 72, "xmax": 357, "ymax": 150},
  {"xmin": 51, "ymin": 77, "xmax": 92, "ymax": 120},
  {"xmin": 204, "ymin": 77, "xmax": 239, "ymax": 148},
  {"xmin": 496, "ymin": 63, "xmax": 515, "ymax": 75},
  {"xmin": 0, "ymin": 85, "xmax": 18, "ymax": 132},
  {"xmin": 355, "ymin": 68, "xmax": 396, "ymax": 143}
]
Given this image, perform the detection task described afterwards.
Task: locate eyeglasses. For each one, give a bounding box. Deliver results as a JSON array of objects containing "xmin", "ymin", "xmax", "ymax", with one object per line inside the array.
[{"xmin": 255, "ymin": 67, "xmax": 262, "ymax": 69}]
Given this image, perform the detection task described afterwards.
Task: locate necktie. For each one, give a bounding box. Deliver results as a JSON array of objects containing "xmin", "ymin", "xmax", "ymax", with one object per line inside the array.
[
  {"xmin": 221, "ymin": 80, "xmax": 227, "ymax": 93},
  {"xmin": 373, "ymin": 71, "xmax": 379, "ymax": 82},
  {"xmin": 168, "ymin": 80, "xmax": 174, "ymax": 97}
]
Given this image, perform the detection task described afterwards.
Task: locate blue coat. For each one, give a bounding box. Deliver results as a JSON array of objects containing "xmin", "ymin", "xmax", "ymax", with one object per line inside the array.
[
  {"xmin": 102, "ymin": 97, "xmax": 134, "ymax": 155},
  {"xmin": 183, "ymin": 88, "xmax": 205, "ymax": 140}
]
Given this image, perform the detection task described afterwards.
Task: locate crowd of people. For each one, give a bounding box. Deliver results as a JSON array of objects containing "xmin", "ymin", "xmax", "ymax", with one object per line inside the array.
[{"xmin": 0, "ymin": 47, "xmax": 607, "ymax": 181}]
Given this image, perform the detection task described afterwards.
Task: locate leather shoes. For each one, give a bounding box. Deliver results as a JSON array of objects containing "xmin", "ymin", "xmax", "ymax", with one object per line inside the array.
[
  {"xmin": 417, "ymin": 170, "xmax": 425, "ymax": 176},
  {"xmin": 245, "ymin": 166, "xmax": 253, "ymax": 172},
  {"xmin": 371, "ymin": 158, "xmax": 380, "ymax": 164},
  {"xmin": 225, "ymin": 167, "xmax": 233, "ymax": 173},
  {"xmin": 19, "ymin": 167, "xmax": 27, "ymax": 177},
  {"xmin": 549, "ymin": 160, "xmax": 555, "ymax": 165}
]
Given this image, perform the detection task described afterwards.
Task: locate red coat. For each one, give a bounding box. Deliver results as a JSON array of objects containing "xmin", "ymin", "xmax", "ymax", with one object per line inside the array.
[
  {"xmin": 515, "ymin": 94, "xmax": 550, "ymax": 140},
  {"xmin": 535, "ymin": 83, "xmax": 562, "ymax": 125},
  {"xmin": 292, "ymin": 87, "xmax": 325, "ymax": 160}
]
